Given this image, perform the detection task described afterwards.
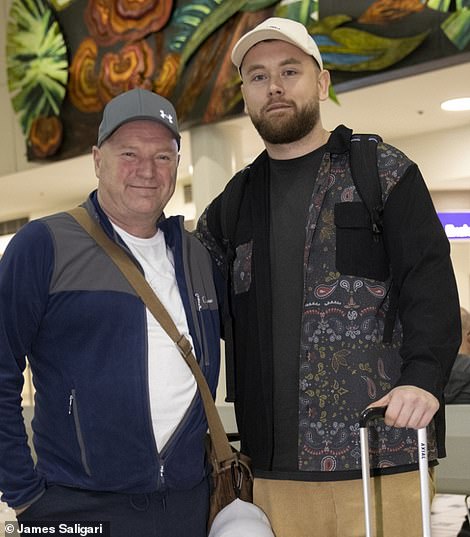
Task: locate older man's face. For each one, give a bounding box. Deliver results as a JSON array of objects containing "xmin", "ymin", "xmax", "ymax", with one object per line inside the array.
[{"xmin": 93, "ymin": 120, "xmax": 179, "ymax": 237}]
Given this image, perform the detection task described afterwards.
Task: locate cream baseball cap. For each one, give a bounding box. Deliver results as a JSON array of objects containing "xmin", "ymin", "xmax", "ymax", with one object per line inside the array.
[{"xmin": 231, "ymin": 17, "xmax": 323, "ymax": 71}]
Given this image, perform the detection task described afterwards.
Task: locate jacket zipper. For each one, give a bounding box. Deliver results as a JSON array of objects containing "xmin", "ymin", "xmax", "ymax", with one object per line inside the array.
[
  {"xmin": 159, "ymin": 464, "xmax": 167, "ymax": 510},
  {"xmin": 159, "ymin": 390, "xmax": 198, "ymax": 460},
  {"xmin": 193, "ymin": 292, "xmax": 211, "ymax": 367},
  {"xmin": 68, "ymin": 390, "xmax": 92, "ymax": 476},
  {"xmin": 142, "ymin": 326, "xmax": 171, "ymax": 494},
  {"xmin": 178, "ymin": 218, "xmax": 209, "ymax": 366},
  {"xmin": 141, "ymin": 220, "xmax": 209, "ymax": 490},
  {"xmin": 155, "ymin": 390, "xmax": 199, "ymax": 489}
]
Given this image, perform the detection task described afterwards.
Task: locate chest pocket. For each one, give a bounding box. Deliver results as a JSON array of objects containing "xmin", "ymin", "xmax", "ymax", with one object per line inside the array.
[{"xmin": 334, "ymin": 202, "xmax": 390, "ymax": 282}]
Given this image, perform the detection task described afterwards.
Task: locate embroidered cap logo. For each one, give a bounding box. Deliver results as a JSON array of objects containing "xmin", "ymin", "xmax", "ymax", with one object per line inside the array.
[{"xmin": 160, "ymin": 110, "xmax": 174, "ymax": 124}]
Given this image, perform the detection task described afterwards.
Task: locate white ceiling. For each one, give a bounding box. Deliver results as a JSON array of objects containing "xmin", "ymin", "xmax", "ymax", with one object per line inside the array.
[{"xmin": 1, "ymin": 58, "xmax": 469, "ymax": 222}]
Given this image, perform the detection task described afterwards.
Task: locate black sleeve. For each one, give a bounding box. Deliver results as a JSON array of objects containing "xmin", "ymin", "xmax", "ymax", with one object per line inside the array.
[
  {"xmin": 195, "ymin": 167, "xmax": 249, "ymax": 274},
  {"xmin": 383, "ymin": 163, "xmax": 461, "ymax": 399},
  {"xmin": 195, "ymin": 192, "xmax": 228, "ymax": 274}
]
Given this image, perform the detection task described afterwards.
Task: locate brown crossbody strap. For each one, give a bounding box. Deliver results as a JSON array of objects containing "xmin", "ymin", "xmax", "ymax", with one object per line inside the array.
[{"xmin": 67, "ymin": 207, "xmax": 234, "ymax": 463}]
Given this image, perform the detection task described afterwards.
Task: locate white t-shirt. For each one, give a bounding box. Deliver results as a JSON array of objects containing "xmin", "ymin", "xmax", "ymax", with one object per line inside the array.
[{"xmin": 112, "ymin": 223, "xmax": 197, "ymax": 452}]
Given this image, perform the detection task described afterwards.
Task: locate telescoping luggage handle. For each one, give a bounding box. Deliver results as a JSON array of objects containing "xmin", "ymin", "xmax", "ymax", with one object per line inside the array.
[{"xmin": 359, "ymin": 406, "xmax": 431, "ymax": 537}]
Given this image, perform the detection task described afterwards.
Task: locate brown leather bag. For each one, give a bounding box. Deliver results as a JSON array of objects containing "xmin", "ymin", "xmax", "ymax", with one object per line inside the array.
[
  {"xmin": 68, "ymin": 207, "xmax": 253, "ymax": 531},
  {"xmin": 206, "ymin": 434, "xmax": 253, "ymax": 529}
]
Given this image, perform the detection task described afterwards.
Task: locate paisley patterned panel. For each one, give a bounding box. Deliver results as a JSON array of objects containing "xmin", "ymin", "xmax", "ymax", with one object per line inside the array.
[{"xmin": 297, "ymin": 144, "xmax": 438, "ymax": 472}]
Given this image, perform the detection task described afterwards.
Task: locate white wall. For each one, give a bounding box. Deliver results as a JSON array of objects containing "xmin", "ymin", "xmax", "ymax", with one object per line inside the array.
[
  {"xmin": 391, "ymin": 125, "xmax": 470, "ymax": 191},
  {"xmin": 449, "ymin": 242, "xmax": 470, "ymax": 310}
]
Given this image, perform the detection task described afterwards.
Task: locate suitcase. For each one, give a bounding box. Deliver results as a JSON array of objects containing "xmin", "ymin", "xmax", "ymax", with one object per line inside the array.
[{"xmin": 359, "ymin": 406, "xmax": 432, "ymax": 537}]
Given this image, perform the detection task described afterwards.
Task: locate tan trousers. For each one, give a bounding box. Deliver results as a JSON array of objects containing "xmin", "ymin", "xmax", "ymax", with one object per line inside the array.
[{"xmin": 254, "ymin": 470, "xmax": 435, "ymax": 537}]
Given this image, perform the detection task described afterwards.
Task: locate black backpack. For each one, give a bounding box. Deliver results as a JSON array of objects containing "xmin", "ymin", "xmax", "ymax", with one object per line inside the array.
[{"xmin": 221, "ymin": 133, "xmax": 384, "ymax": 253}]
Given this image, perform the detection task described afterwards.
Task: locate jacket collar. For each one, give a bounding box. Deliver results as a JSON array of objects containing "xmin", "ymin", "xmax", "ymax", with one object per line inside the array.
[
  {"xmin": 326, "ymin": 124, "xmax": 353, "ymax": 154},
  {"xmin": 84, "ymin": 189, "xmax": 173, "ymax": 241}
]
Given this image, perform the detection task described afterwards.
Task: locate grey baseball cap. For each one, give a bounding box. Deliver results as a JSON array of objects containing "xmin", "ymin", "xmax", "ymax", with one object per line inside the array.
[{"xmin": 97, "ymin": 88, "xmax": 181, "ymax": 148}]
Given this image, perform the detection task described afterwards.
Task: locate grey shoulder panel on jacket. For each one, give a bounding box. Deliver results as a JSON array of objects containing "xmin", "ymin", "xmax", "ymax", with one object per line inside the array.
[{"xmin": 41, "ymin": 212, "xmax": 137, "ymax": 296}]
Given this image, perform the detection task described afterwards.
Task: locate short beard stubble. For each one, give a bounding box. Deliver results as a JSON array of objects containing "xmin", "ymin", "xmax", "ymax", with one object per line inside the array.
[{"xmin": 250, "ymin": 99, "xmax": 320, "ymax": 144}]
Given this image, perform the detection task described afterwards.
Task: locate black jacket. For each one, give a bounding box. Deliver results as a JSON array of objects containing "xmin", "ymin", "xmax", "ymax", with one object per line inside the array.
[{"xmin": 197, "ymin": 126, "xmax": 461, "ymax": 478}]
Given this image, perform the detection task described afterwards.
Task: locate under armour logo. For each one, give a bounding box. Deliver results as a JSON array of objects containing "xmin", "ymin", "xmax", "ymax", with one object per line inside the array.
[{"xmin": 160, "ymin": 110, "xmax": 174, "ymax": 124}]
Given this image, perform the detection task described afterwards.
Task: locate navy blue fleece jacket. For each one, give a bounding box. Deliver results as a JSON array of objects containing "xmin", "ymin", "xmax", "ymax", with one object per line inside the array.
[{"xmin": 0, "ymin": 192, "xmax": 221, "ymax": 508}]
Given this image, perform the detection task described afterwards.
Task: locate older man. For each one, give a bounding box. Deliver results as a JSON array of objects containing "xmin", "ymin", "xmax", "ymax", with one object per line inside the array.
[{"xmin": 0, "ymin": 89, "xmax": 220, "ymax": 537}]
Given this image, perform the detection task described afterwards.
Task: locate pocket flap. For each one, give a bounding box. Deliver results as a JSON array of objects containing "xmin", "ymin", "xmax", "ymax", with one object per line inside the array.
[{"xmin": 334, "ymin": 202, "xmax": 370, "ymax": 229}]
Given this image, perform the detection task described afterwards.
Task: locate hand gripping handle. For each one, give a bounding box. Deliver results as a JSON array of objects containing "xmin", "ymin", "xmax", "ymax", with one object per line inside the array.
[{"xmin": 359, "ymin": 406, "xmax": 431, "ymax": 537}]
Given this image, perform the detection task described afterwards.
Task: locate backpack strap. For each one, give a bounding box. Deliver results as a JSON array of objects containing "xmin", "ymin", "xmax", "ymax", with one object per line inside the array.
[
  {"xmin": 219, "ymin": 167, "xmax": 250, "ymax": 402},
  {"xmin": 220, "ymin": 166, "xmax": 249, "ymax": 246},
  {"xmin": 349, "ymin": 134, "xmax": 383, "ymax": 239},
  {"xmin": 349, "ymin": 133, "xmax": 397, "ymax": 344}
]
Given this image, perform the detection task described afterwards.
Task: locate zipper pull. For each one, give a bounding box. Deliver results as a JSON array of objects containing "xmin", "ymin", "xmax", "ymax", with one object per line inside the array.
[
  {"xmin": 159, "ymin": 464, "xmax": 165, "ymax": 485},
  {"xmin": 160, "ymin": 465, "xmax": 167, "ymax": 511},
  {"xmin": 68, "ymin": 394, "xmax": 73, "ymax": 415}
]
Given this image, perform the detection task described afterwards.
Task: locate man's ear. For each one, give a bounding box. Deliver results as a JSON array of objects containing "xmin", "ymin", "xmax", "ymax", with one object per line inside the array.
[
  {"xmin": 240, "ymin": 84, "xmax": 249, "ymax": 114},
  {"xmin": 92, "ymin": 146, "xmax": 102, "ymax": 178},
  {"xmin": 318, "ymin": 69, "xmax": 331, "ymax": 102}
]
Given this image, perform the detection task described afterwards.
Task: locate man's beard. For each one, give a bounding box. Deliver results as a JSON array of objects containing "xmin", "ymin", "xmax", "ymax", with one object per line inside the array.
[{"xmin": 250, "ymin": 99, "xmax": 320, "ymax": 144}]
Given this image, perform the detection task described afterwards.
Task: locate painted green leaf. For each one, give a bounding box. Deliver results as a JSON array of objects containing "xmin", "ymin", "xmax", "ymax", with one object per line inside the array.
[
  {"xmin": 6, "ymin": 0, "xmax": 68, "ymax": 135},
  {"xmin": 173, "ymin": 0, "xmax": 246, "ymax": 73},
  {"xmin": 426, "ymin": 0, "xmax": 451, "ymax": 11},
  {"xmin": 328, "ymin": 84, "xmax": 339, "ymax": 105},
  {"xmin": 442, "ymin": 9, "xmax": 470, "ymax": 49},
  {"xmin": 168, "ymin": 2, "xmax": 215, "ymax": 52},
  {"xmin": 48, "ymin": 0, "xmax": 76, "ymax": 10},
  {"xmin": 241, "ymin": 0, "xmax": 279, "ymax": 12},
  {"xmin": 309, "ymin": 15, "xmax": 429, "ymax": 72},
  {"xmin": 274, "ymin": 0, "xmax": 319, "ymax": 25}
]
